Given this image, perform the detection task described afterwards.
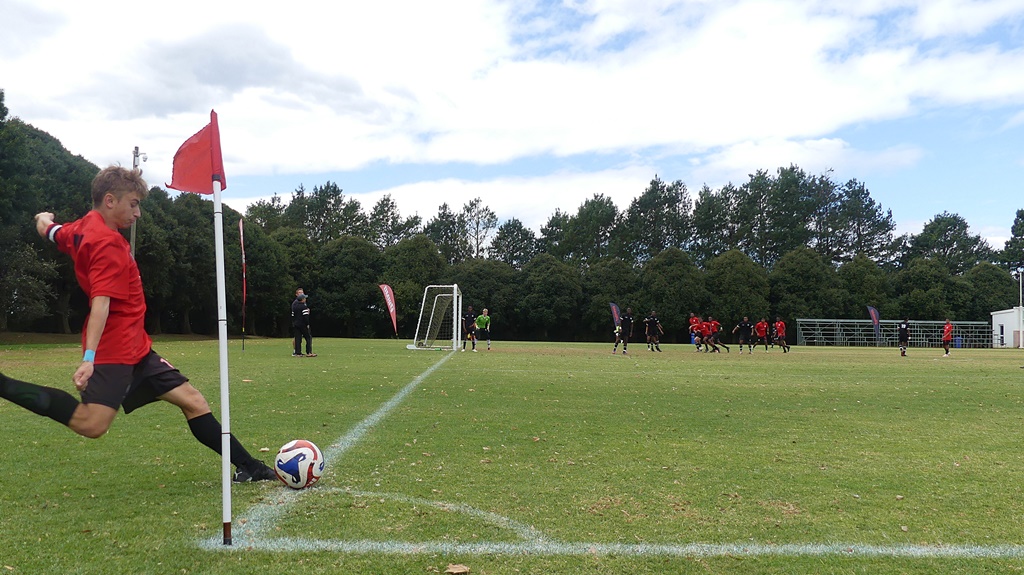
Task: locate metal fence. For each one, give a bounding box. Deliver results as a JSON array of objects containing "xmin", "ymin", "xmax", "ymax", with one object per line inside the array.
[{"xmin": 795, "ymin": 319, "xmax": 992, "ymax": 348}]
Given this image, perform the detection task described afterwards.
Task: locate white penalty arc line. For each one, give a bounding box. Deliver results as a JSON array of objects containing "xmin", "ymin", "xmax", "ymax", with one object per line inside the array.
[{"xmin": 201, "ymin": 352, "xmax": 1024, "ymax": 559}]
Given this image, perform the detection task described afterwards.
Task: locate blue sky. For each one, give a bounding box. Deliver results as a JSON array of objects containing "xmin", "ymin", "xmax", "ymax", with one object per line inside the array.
[{"xmin": 3, "ymin": 0, "xmax": 1023, "ymax": 247}]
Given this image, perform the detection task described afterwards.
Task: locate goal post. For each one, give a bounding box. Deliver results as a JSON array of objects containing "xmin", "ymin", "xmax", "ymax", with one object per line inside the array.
[{"xmin": 407, "ymin": 284, "xmax": 462, "ymax": 350}]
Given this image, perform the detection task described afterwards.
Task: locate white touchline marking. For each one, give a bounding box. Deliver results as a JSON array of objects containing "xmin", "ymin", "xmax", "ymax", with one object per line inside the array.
[{"xmin": 199, "ymin": 351, "xmax": 1024, "ymax": 559}]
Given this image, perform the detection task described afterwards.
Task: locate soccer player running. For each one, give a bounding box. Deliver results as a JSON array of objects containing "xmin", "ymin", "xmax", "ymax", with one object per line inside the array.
[
  {"xmin": 754, "ymin": 317, "xmax": 771, "ymax": 352},
  {"xmin": 699, "ymin": 317, "xmax": 719, "ymax": 353},
  {"xmin": 898, "ymin": 317, "xmax": 910, "ymax": 357},
  {"xmin": 732, "ymin": 316, "xmax": 754, "ymax": 353},
  {"xmin": 476, "ymin": 308, "xmax": 492, "ymax": 351},
  {"xmin": 645, "ymin": 311, "xmax": 664, "ymax": 352},
  {"xmin": 612, "ymin": 307, "xmax": 634, "ymax": 354},
  {"xmin": 773, "ymin": 316, "xmax": 791, "ymax": 353},
  {"xmin": 708, "ymin": 315, "xmax": 730, "ymax": 353},
  {"xmin": 462, "ymin": 305, "xmax": 477, "ymax": 351},
  {"xmin": 0, "ymin": 166, "xmax": 276, "ymax": 482},
  {"xmin": 942, "ymin": 318, "xmax": 953, "ymax": 357},
  {"xmin": 688, "ymin": 312, "xmax": 702, "ymax": 352}
]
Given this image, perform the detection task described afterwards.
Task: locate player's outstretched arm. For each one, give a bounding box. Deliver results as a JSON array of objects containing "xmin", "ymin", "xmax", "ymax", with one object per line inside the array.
[{"xmin": 34, "ymin": 212, "xmax": 56, "ymax": 238}]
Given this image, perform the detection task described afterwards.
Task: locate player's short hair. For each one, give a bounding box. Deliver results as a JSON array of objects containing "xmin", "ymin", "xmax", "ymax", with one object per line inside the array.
[{"xmin": 92, "ymin": 165, "xmax": 149, "ymax": 207}]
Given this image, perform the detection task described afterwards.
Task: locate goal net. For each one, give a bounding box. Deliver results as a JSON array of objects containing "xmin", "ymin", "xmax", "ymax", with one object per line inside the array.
[{"xmin": 407, "ymin": 284, "xmax": 462, "ymax": 350}]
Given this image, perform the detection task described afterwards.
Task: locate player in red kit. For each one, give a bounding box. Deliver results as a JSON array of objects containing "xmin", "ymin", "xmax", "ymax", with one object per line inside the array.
[
  {"xmin": 754, "ymin": 318, "xmax": 770, "ymax": 352},
  {"xmin": 708, "ymin": 315, "xmax": 730, "ymax": 353},
  {"xmin": 688, "ymin": 312, "xmax": 702, "ymax": 352},
  {"xmin": 773, "ymin": 316, "xmax": 791, "ymax": 353},
  {"xmin": 0, "ymin": 166, "xmax": 275, "ymax": 483},
  {"xmin": 941, "ymin": 319, "xmax": 953, "ymax": 357}
]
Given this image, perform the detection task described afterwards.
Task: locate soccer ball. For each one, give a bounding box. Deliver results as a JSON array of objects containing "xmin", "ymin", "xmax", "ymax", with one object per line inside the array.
[{"xmin": 274, "ymin": 439, "xmax": 325, "ymax": 489}]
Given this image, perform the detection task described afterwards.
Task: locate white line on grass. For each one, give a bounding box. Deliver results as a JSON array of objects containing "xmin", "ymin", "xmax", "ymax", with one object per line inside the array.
[
  {"xmin": 200, "ymin": 351, "xmax": 1024, "ymax": 559},
  {"xmin": 210, "ymin": 351, "xmax": 455, "ymax": 546}
]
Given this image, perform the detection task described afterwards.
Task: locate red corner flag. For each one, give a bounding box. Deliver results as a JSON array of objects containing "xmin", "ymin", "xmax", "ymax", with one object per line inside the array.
[{"xmin": 166, "ymin": 110, "xmax": 226, "ymax": 194}]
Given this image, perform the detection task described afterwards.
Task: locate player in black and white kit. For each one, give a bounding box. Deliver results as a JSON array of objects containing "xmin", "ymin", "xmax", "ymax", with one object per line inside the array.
[
  {"xmin": 898, "ymin": 317, "xmax": 910, "ymax": 357},
  {"xmin": 644, "ymin": 311, "xmax": 664, "ymax": 352},
  {"xmin": 462, "ymin": 305, "xmax": 477, "ymax": 352},
  {"xmin": 292, "ymin": 289, "xmax": 316, "ymax": 357},
  {"xmin": 612, "ymin": 307, "xmax": 634, "ymax": 355},
  {"xmin": 732, "ymin": 316, "xmax": 754, "ymax": 354}
]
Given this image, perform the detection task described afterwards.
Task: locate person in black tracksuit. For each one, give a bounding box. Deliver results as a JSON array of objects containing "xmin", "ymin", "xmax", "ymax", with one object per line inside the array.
[{"xmin": 292, "ymin": 291, "xmax": 316, "ymax": 357}]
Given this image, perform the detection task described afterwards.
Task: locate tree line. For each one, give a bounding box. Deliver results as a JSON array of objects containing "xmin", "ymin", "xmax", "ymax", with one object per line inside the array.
[{"xmin": 2, "ymin": 89, "xmax": 1022, "ymax": 343}]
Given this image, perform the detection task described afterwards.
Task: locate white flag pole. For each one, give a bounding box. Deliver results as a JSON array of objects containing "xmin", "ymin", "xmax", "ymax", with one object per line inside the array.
[{"xmin": 213, "ymin": 180, "xmax": 233, "ymax": 545}]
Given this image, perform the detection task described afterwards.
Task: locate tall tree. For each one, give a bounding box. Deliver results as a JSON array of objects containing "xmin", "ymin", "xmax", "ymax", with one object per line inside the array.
[
  {"xmin": 316, "ymin": 235, "xmax": 383, "ymax": 337},
  {"xmin": 704, "ymin": 249, "xmax": 769, "ymax": 326},
  {"xmin": 1001, "ymin": 209, "xmax": 1024, "ymax": 272},
  {"xmin": 691, "ymin": 183, "xmax": 738, "ymax": 266},
  {"xmin": 836, "ymin": 254, "xmax": 891, "ymax": 318},
  {"xmin": 488, "ymin": 218, "xmax": 537, "ymax": 269},
  {"xmin": 462, "ymin": 197, "xmax": 498, "ymax": 259},
  {"xmin": 614, "ymin": 177, "xmax": 692, "ymax": 264},
  {"xmin": 537, "ymin": 209, "xmax": 570, "ymax": 261},
  {"xmin": 734, "ymin": 166, "xmax": 816, "ymax": 269},
  {"xmin": 836, "ymin": 178, "xmax": 896, "ymax": 263},
  {"xmin": 964, "ymin": 262, "xmax": 1017, "ymax": 321},
  {"xmin": 904, "ymin": 212, "xmax": 994, "ymax": 275},
  {"xmin": 563, "ymin": 194, "xmax": 619, "ymax": 266},
  {"xmin": 245, "ymin": 193, "xmax": 286, "ymax": 234},
  {"xmin": 639, "ymin": 247, "xmax": 707, "ymax": 342},
  {"xmin": 424, "ymin": 203, "xmax": 471, "ymax": 265},
  {"xmin": 366, "ymin": 194, "xmax": 422, "ymax": 250},
  {"xmin": 770, "ymin": 247, "xmax": 843, "ymax": 321},
  {"xmin": 516, "ymin": 253, "xmax": 582, "ymax": 340}
]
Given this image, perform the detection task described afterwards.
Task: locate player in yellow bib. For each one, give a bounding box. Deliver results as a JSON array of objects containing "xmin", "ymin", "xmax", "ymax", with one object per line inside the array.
[{"xmin": 475, "ymin": 309, "xmax": 492, "ymax": 351}]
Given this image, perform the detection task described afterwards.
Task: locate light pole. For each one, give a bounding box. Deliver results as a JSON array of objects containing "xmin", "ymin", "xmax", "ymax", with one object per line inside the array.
[
  {"xmin": 1018, "ymin": 267, "xmax": 1023, "ymax": 349},
  {"xmin": 130, "ymin": 146, "xmax": 147, "ymax": 257}
]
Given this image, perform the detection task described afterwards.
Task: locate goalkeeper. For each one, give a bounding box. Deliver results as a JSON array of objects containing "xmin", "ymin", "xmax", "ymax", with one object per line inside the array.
[
  {"xmin": 612, "ymin": 307, "xmax": 634, "ymax": 354},
  {"xmin": 476, "ymin": 309, "xmax": 492, "ymax": 351}
]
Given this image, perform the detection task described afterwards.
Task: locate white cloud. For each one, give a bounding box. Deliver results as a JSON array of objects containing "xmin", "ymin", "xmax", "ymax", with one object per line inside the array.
[
  {"xmin": 4, "ymin": 0, "xmax": 1024, "ymax": 244},
  {"xmin": 690, "ymin": 138, "xmax": 924, "ymax": 186}
]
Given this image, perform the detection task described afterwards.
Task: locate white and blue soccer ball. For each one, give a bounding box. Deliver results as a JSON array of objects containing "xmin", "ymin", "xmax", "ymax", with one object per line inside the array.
[{"xmin": 274, "ymin": 439, "xmax": 325, "ymax": 489}]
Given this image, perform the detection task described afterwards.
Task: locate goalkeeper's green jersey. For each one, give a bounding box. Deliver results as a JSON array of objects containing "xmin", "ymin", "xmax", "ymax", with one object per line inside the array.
[{"xmin": 476, "ymin": 314, "xmax": 491, "ymax": 330}]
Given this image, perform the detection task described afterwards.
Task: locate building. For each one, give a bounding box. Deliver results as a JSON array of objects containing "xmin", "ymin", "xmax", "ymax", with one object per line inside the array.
[{"xmin": 990, "ymin": 307, "xmax": 1024, "ymax": 348}]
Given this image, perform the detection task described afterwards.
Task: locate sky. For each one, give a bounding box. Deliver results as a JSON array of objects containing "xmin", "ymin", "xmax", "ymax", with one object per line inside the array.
[{"xmin": 2, "ymin": 0, "xmax": 1024, "ymax": 248}]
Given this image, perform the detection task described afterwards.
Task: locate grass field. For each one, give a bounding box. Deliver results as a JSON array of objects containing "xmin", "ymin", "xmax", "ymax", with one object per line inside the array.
[{"xmin": 3, "ymin": 337, "xmax": 1024, "ymax": 574}]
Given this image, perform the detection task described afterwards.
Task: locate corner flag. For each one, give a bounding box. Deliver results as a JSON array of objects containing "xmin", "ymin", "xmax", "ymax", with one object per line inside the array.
[
  {"xmin": 166, "ymin": 110, "xmax": 226, "ymax": 194},
  {"xmin": 168, "ymin": 110, "xmax": 234, "ymax": 546}
]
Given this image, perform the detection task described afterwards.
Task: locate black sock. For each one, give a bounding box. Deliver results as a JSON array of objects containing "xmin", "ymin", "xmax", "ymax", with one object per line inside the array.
[
  {"xmin": 187, "ymin": 412, "xmax": 259, "ymax": 469},
  {"xmin": 0, "ymin": 373, "xmax": 79, "ymax": 425}
]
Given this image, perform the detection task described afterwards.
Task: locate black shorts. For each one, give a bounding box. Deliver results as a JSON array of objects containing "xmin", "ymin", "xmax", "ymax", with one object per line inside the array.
[
  {"xmin": 477, "ymin": 328, "xmax": 490, "ymax": 339},
  {"xmin": 83, "ymin": 350, "xmax": 189, "ymax": 414}
]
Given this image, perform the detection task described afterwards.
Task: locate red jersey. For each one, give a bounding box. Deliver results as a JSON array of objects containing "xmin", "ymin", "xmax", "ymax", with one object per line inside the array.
[
  {"xmin": 754, "ymin": 321, "xmax": 769, "ymax": 338},
  {"xmin": 942, "ymin": 322, "xmax": 953, "ymax": 341},
  {"xmin": 53, "ymin": 211, "xmax": 151, "ymax": 364},
  {"xmin": 689, "ymin": 316, "xmax": 700, "ymax": 331},
  {"xmin": 774, "ymin": 321, "xmax": 786, "ymax": 338},
  {"xmin": 699, "ymin": 321, "xmax": 712, "ymax": 337},
  {"xmin": 709, "ymin": 320, "xmax": 721, "ymax": 333}
]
